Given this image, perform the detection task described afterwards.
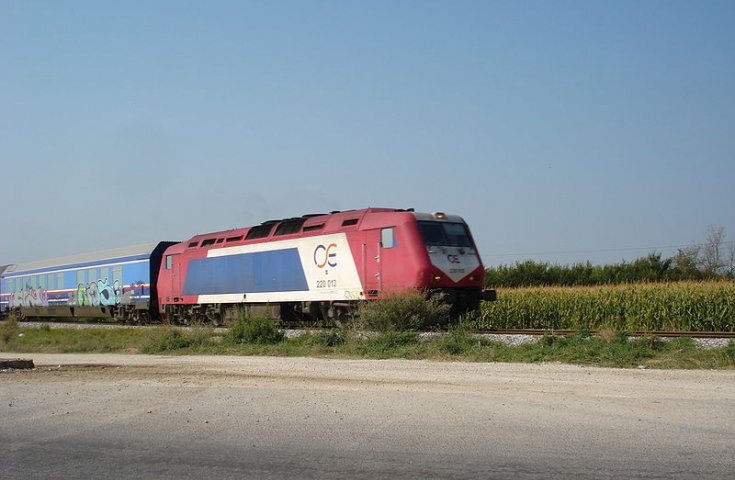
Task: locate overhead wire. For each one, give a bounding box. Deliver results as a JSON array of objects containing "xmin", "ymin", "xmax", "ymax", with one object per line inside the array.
[{"xmin": 483, "ymin": 241, "xmax": 735, "ymax": 258}]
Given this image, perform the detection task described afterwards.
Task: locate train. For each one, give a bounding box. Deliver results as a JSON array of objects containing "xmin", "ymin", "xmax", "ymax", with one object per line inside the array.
[{"xmin": 0, "ymin": 207, "xmax": 496, "ymax": 324}]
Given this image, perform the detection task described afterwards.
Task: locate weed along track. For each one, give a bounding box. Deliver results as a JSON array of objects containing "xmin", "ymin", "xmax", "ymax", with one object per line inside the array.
[
  {"xmin": 12, "ymin": 320, "xmax": 735, "ymax": 341},
  {"xmin": 3, "ymin": 319, "xmax": 734, "ymax": 369}
]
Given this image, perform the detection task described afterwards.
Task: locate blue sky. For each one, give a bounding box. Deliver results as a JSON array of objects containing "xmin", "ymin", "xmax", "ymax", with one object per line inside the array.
[{"xmin": 2, "ymin": 0, "xmax": 734, "ymax": 267}]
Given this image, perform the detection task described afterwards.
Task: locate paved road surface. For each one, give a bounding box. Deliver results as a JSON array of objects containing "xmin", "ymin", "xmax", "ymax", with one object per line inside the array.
[{"xmin": 1, "ymin": 354, "xmax": 733, "ymax": 479}]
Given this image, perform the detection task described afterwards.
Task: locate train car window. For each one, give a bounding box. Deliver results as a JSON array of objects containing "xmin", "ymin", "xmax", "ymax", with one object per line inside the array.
[
  {"xmin": 303, "ymin": 224, "xmax": 325, "ymax": 232},
  {"xmin": 341, "ymin": 218, "xmax": 358, "ymax": 227},
  {"xmin": 226, "ymin": 235, "xmax": 243, "ymax": 243},
  {"xmin": 274, "ymin": 218, "xmax": 306, "ymax": 236},
  {"xmin": 245, "ymin": 223, "xmax": 275, "ymax": 239},
  {"xmin": 101, "ymin": 267, "xmax": 110, "ymax": 283},
  {"xmin": 201, "ymin": 239, "xmax": 216, "ymax": 247},
  {"xmin": 381, "ymin": 228, "xmax": 395, "ymax": 248},
  {"xmin": 165, "ymin": 255, "xmax": 173, "ymax": 270},
  {"xmin": 188, "ymin": 241, "xmax": 199, "ymax": 248},
  {"xmin": 216, "ymin": 238, "xmax": 224, "ymax": 244}
]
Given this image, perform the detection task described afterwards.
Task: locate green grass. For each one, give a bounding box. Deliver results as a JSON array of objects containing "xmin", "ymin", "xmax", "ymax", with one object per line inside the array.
[
  {"xmin": 1, "ymin": 321, "xmax": 146, "ymax": 354},
  {"xmin": 2, "ymin": 321, "xmax": 734, "ymax": 369}
]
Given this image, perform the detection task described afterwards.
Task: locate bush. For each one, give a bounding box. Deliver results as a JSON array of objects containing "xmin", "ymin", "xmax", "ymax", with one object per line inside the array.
[
  {"xmin": 434, "ymin": 324, "xmax": 489, "ymax": 356},
  {"xmin": 226, "ymin": 311, "xmax": 284, "ymax": 345},
  {"xmin": 364, "ymin": 331, "xmax": 420, "ymax": 354},
  {"xmin": 303, "ymin": 329, "xmax": 345, "ymax": 347},
  {"xmin": 1, "ymin": 316, "xmax": 20, "ymax": 344},
  {"xmin": 141, "ymin": 327, "xmax": 210, "ymax": 353},
  {"xmin": 356, "ymin": 289, "xmax": 451, "ymax": 332}
]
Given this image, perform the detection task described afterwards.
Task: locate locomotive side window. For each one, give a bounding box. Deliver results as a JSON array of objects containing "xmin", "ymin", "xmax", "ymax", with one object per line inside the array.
[
  {"xmin": 165, "ymin": 255, "xmax": 173, "ymax": 270},
  {"xmin": 201, "ymin": 238, "xmax": 216, "ymax": 247},
  {"xmin": 381, "ymin": 228, "xmax": 395, "ymax": 248}
]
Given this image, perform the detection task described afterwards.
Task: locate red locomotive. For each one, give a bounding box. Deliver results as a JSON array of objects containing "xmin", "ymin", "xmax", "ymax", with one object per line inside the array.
[{"xmin": 157, "ymin": 208, "xmax": 495, "ymax": 324}]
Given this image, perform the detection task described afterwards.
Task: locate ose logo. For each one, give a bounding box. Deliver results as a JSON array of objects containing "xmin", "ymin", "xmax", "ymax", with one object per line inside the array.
[
  {"xmin": 447, "ymin": 254, "xmax": 461, "ymax": 264},
  {"xmin": 314, "ymin": 243, "xmax": 338, "ymax": 268}
]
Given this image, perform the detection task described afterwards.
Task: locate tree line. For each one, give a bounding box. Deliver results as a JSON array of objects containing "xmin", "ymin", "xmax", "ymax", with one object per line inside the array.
[{"xmin": 485, "ymin": 225, "xmax": 735, "ymax": 288}]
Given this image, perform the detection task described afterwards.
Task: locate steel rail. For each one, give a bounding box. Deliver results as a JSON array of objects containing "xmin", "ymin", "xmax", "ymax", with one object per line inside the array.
[
  {"xmin": 6, "ymin": 320, "xmax": 735, "ymax": 339},
  {"xmin": 475, "ymin": 329, "xmax": 735, "ymax": 339}
]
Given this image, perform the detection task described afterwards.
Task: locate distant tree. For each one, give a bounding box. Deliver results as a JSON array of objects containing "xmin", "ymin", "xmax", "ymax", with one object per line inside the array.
[
  {"xmin": 484, "ymin": 225, "xmax": 735, "ymax": 288},
  {"xmin": 673, "ymin": 245, "xmax": 702, "ymax": 279},
  {"xmin": 673, "ymin": 225, "xmax": 735, "ymax": 279},
  {"xmin": 702, "ymin": 225, "xmax": 726, "ymax": 275},
  {"xmin": 727, "ymin": 239, "xmax": 735, "ymax": 278}
]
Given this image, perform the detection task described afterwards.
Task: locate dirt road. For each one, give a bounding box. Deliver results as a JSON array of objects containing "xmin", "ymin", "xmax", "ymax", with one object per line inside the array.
[{"xmin": 2, "ymin": 354, "xmax": 734, "ymax": 479}]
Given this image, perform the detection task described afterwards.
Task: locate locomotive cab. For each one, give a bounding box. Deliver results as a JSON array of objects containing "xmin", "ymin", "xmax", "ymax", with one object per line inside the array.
[{"xmin": 411, "ymin": 212, "xmax": 495, "ymax": 313}]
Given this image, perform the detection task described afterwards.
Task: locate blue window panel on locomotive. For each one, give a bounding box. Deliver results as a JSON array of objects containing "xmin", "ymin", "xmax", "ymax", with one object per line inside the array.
[{"xmin": 182, "ymin": 248, "xmax": 309, "ymax": 295}]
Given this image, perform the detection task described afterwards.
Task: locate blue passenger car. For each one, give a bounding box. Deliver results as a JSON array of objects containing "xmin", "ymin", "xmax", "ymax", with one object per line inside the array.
[{"xmin": 0, "ymin": 242, "xmax": 175, "ymax": 323}]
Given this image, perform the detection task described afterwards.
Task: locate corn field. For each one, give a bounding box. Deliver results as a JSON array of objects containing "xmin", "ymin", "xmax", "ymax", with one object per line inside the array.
[{"xmin": 478, "ymin": 281, "xmax": 735, "ymax": 332}]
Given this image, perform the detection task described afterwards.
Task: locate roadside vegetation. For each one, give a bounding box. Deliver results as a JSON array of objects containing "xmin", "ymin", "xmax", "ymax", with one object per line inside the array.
[{"xmin": 2, "ymin": 309, "xmax": 734, "ymax": 370}]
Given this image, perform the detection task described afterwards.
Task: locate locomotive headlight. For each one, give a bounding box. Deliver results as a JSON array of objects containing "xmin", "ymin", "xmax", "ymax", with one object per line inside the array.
[
  {"xmin": 433, "ymin": 212, "xmax": 446, "ymax": 219},
  {"xmin": 434, "ymin": 275, "xmax": 442, "ymax": 281}
]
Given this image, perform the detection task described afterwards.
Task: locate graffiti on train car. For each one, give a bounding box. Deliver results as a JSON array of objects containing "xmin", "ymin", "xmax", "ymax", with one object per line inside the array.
[
  {"xmin": 71, "ymin": 278, "xmax": 124, "ymax": 307},
  {"xmin": 8, "ymin": 285, "xmax": 49, "ymax": 308},
  {"xmin": 9, "ymin": 278, "xmax": 132, "ymax": 308}
]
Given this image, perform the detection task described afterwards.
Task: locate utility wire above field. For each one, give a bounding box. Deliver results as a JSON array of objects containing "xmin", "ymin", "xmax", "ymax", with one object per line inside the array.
[{"xmin": 485, "ymin": 241, "xmax": 735, "ymax": 259}]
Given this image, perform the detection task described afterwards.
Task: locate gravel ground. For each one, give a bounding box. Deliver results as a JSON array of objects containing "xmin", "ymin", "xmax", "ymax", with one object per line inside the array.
[{"xmin": 2, "ymin": 353, "xmax": 735, "ymax": 479}]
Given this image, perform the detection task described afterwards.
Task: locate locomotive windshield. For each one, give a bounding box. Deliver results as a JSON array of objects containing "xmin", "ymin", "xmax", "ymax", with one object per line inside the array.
[{"xmin": 418, "ymin": 221, "xmax": 473, "ymax": 247}]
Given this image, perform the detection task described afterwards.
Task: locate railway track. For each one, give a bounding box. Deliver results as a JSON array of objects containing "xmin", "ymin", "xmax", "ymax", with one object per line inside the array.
[
  {"xmin": 6, "ymin": 320, "xmax": 735, "ymax": 340},
  {"xmin": 476, "ymin": 329, "xmax": 735, "ymax": 339}
]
